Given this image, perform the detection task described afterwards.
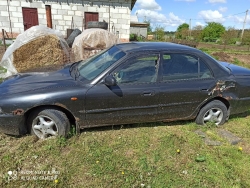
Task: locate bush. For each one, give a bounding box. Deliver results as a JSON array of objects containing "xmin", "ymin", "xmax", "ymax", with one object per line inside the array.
[
  {"xmin": 130, "ymin": 33, "xmax": 138, "ymax": 41},
  {"xmin": 129, "ymin": 34, "xmax": 146, "ymax": 42}
]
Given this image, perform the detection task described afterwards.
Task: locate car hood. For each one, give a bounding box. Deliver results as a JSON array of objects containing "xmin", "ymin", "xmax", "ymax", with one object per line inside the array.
[
  {"xmin": 220, "ymin": 62, "xmax": 250, "ymax": 76},
  {"xmin": 0, "ymin": 65, "xmax": 79, "ymax": 95}
]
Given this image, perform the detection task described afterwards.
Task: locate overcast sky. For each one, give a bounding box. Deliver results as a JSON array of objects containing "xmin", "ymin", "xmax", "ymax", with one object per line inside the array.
[{"xmin": 131, "ymin": 0, "xmax": 250, "ymax": 31}]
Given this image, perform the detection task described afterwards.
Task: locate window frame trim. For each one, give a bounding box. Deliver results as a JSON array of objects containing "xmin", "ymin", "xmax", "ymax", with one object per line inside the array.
[
  {"xmin": 159, "ymin": 51, "xmax": 214, "ymax": 82},
  {"xmin": 110, "ymin": 52, "xmax": 161, "ymax": 85}
]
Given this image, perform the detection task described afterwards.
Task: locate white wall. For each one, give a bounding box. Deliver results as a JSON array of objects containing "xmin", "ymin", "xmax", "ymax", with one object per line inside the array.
[
  {"xmin": 0, "ymin": 0, "xmax": 132, "ymax": 42},
  {"xmin": 130, "ymin": 27, "xmax": 148, "ymax": 38}
]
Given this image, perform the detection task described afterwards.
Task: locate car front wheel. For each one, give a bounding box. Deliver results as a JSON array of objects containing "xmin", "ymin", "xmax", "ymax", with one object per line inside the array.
[
  {"xmin": 195, "ymin": 100, "xmax": 228, "ymax": 125},
  {"xmin": 28, "ymin": 109, "xmax": 70, "ymax": 139}
]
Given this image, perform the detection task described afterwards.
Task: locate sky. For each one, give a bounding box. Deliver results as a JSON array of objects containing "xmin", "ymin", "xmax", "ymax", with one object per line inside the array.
[{"xmin": 131, "ymin": 0, "xmax": 250, "ymax": 31}]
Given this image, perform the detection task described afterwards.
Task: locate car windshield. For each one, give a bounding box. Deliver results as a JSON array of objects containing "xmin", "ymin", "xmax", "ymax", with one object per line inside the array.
[{"xmin": 77, "ymin": 46, "xmax": 126, "ymax": 81}]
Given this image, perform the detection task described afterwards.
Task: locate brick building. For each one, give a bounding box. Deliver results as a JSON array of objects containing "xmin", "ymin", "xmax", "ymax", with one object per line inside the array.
[{"xmin": 0, "ymin": 0, "xmax": 137, "ymax": 42}]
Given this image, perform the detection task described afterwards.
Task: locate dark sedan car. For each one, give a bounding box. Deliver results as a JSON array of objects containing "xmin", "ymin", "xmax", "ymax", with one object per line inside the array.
[{"xmin": 1, "ymin": 42, "xmax": 250, "ymax": 139}]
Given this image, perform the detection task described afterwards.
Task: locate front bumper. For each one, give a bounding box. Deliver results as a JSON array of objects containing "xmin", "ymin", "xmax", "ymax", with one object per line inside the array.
[{"xmin": 0, "ymin": 114, "xmax": 26, "ymax": 135}]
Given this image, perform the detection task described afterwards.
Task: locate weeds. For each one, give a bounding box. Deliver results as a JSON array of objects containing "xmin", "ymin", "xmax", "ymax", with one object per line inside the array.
[
  {"xmin": 0, "ymin": 66, "xmax": 7, "ymax": 83},
  {"xmin": 0, "ymin": 119, "xmax": 250, "ymax": 187},
  {"xmin": 56, "ymin": 136, "xmax": 67, "ymax": 147}
]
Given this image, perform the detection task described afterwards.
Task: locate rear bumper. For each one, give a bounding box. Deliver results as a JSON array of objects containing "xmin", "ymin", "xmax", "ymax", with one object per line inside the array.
[
  {"xmin": 0, "ymin": 114, "xmax": 26, "ymax": 135},
  {"xmin": 231, "ymin": 97, "xmax": 250, "ymax": 115}
]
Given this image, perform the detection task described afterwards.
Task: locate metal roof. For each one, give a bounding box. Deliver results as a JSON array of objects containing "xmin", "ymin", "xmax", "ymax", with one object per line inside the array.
[
  {"xmin": 130, "ymin": 22, "xmax": 149, "ymax": 27},
  {"xmin": 131, "ymin": 0, "xmax": 137, "ymax": 9}
]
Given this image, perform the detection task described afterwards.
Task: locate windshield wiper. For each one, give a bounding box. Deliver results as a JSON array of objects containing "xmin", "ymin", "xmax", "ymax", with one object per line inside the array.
[
  {"xmin": 69, "ymin": 62, "xmax": 81, "ymax": 80},
  {"xmin": 74, "ymin": 66, "xmax": 80, "ymax": 80},
  {"xmin": 69, "ymin": 63, "xmax": 76, "ymax": 76}
]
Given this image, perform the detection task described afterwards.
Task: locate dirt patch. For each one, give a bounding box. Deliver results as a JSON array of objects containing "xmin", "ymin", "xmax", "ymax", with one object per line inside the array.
[
  {"xmin": 212, "ymin": 52, "xmax": 232, "ymax": 62},
  {"xmin": 211, "ymin": 51, "xmax": 250, "ymax": 65},
  {"xmin": 198, "ymin": 42, "xmax": 250, "ymax": 51},
  {"xmin": 234, "ymin": 54, "xmax": 250, "ymax": 65}
]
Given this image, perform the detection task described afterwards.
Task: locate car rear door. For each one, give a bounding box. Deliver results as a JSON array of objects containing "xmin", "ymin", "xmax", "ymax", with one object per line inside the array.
[
  {"xmin": 85, "ymin": 53, "xmax": 161, "ymax": 127},
  {"xmin": 157, "ymin": 52, "xmax": 216, "ymax": 120}
]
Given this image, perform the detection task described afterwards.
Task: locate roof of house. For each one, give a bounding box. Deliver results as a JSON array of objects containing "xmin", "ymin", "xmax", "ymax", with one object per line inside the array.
[
  {"xmin": 131, "ymin": 0, "xmax": 137, "ymax": 9},
  {"xmin": 130, "ymin": 16, "xmax": 149, "ymax": 27},
  {"xmin": 130, "ymin": 22, "xmax": 149, "ymax": 27}
]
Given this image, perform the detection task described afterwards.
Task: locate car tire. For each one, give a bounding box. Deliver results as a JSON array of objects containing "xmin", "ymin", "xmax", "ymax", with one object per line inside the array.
[
  {"xmin": 28, "ymin": 109, "xmax": 70, "ymax": 139},
  {"xmin": 195, "ymin": 100, "xmax": 228, "ymax": 125},
  {"xmin": 66, "ymin": 28, "xmax": 82, "ymax": 48},
  {"xmin": 87, "ymin": 21, "xmax": 108, "ymax": 30}
]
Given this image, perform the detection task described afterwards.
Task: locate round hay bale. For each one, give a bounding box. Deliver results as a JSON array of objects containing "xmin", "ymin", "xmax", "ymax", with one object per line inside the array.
[{"xmin": 13, "ymin": 35, "xmax": 68, "ymax": 72}]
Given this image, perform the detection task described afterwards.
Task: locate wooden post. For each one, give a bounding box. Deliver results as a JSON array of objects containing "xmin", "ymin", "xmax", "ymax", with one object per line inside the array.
[
  {"xmin": 2, "ymin": 29, "xmax": 6, "ymax": 51},
  {"xmin": 240, "ymin": 10, "xmax": 249, "ymax": 42}
]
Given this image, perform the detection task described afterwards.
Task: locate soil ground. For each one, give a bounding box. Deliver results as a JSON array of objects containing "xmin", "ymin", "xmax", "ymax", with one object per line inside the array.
[
  {"xmin": 197, "ymin": 43, "xmax": 250, "ymax": 65},
  {"xmin": 211, "ymin": 52, "xmax": 249, "ymax": 64}
]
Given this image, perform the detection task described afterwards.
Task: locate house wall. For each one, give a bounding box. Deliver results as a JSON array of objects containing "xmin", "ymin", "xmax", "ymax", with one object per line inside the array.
[{"xmin": 0, "ymin": 0, "xmax": 131, "ymax": 42}]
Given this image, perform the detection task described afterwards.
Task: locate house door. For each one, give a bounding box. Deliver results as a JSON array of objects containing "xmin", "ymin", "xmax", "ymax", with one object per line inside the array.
[
  {"xmin": 22, "ymin": 8, "xmax": 39, "ymax": 31},
  {"xmin": 84, "ymin": 12, "xmax": 98, "ymax": 29},
  {"xmin": 45, "ymin": 5, "xmax": 52, "ymax": 28}
]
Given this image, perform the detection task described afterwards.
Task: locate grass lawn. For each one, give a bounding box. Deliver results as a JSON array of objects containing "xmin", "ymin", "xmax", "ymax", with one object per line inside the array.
[
  {"xmin": 0, "ymin": 115, "xmax": 250, "ymax": 187},
  {"xmin": 0, "ymin": 66, "xmax": 7, "ymax": 83}
]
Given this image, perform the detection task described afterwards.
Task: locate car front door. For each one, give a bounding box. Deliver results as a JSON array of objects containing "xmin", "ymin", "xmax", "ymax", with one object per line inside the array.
[
  {"xmin": 157, "ymin": 52, "xmax": 216, "ymax": 120},
  {"xmin": 85, "ymin": 53, "xmax": 161, "ymax": 127}
]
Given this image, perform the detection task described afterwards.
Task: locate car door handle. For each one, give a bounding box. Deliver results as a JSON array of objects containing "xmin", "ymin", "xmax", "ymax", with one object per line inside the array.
[
  {"xmin": 142, "ymin": 91, "xmax": 155, "ymax": 96},
  {"xmin": 200, "ymin": 89, "xmax": 209, "ymax": 92}
]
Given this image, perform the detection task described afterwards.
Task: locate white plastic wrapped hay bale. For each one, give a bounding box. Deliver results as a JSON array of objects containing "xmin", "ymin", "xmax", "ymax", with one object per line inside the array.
[
  {"xmin": 0, "ymin": 26, "xmax": 70, "ymax": 77},
  {"xmin": 71, "ymin": 28, "xmax": 119, "ymax": 62}
]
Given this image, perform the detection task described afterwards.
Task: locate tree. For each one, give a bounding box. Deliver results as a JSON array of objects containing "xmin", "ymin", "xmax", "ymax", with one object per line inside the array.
[
  {"xmin": 192, "ymin": 25, "xmax": 203, "ymax": 41},
  {"xmin": 242, "ymin": 30, "xmax": 250, "ymax": 51},
  {"xmin": 176, "ymin": 23, "xmax": 189, "ymax": 39},
  {"xmin": 193, "ymin": 25, "xmax": 203, "ymax": 31},
  {"xmin": 201, "ymin": 22, "xmax": 225, "ymax": 42},
  {"xmin": 155, "ymin": 25, "xmax": 165, "ymax": 41},
  {"xmin": 221, "ymin": 27, "xmax": 238, "ymax": 49},
  {"xmin": 177, "ymin": 23, "xmax": 189, "ymax": 32}
]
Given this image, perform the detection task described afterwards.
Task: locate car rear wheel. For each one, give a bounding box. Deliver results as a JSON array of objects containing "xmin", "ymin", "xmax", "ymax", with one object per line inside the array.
[
  {"xmin": 28, "ymin": 109, "xmax": 70, "ymax": 139},
  {"xmin": 195, "ymin": 100, "xmax": 227, "ymax": 125}
]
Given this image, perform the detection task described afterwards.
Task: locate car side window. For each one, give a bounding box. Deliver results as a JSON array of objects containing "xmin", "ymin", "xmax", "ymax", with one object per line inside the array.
[
  {"xmin": 162, "ymin": 53, "xmax": 212, "ymax": 81},
  {"xmin": 113, "ymin": 54, "xmax": 160, "ymax": 84}
]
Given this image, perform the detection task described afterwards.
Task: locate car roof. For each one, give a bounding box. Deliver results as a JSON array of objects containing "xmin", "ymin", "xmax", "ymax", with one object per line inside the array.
[{"xmin": 115, "ymin": 42, "xmax": 200, "ymax": 53}]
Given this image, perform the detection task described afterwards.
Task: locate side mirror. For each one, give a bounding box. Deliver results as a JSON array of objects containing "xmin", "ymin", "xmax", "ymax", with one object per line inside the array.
[{"xmin": 103, "ymin": 75, "xmax": 117, "ymax": 86}]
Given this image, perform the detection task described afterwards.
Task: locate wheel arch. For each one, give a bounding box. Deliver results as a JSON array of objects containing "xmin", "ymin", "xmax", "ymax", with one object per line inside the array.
[
  {"xmin": 201, "ymin": 97, "xmax": 230, "ymax": 110},
  {"xmin": 195, "ymin": 97, "xmax": 230, "ymax": 125},
  {"xmin": 195, "ymin": 97, "xmax": 230, "ymax": 118},
  {"xmin": 24, "ymin": 104, "xmax": 79, "ymax": 133}
]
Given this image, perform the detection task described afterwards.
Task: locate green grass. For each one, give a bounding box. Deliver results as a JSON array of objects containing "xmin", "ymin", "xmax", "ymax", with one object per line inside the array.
[
  {"xmin": 198, "ymin": 47, "xmax": 250, "ymax": 55},
  {"xmin": 0, "ymin": 66, "xmax": 6, "ymax": 72},
  {"xmin": 0, "ymin": 66, "xmax": 7, "ymax": 83},
  {"xmin": 0, "ymin": 117, "xmax": 250, "ymax": 187}
]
